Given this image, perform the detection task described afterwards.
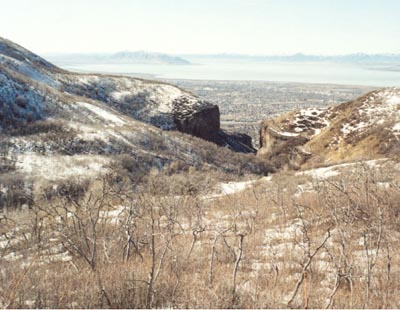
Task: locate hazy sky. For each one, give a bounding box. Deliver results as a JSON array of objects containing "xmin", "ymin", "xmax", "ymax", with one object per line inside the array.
[{"xmin": 1, "ymin": 0, "xmax": 399, "ymax": 55}]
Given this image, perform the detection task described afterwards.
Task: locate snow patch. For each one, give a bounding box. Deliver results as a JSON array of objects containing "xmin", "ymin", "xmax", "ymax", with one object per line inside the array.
[
  {"xmin": 342, "ymin": 88, "xmax": 400, "ymax": 137},
  {"xmin": 291, "ymin": 107, "xmax": 331, "ymax": 136},
  {"xmin": 16, "ymin": 154, "xmax": 111, "ymax": 181},
  {"xmin": 341, "ymin": 121, "xmax": 369, "ymax": 136},
  {"xmin": 296, "ymin": 158, "xmax": 389, "ymax": 180},
  {"xmin": 220, "ymin": 180, "xmax": 257, "ymax": 195},
  {"xmin": 76, "ymin": 101, "xmax": 126, "ymax": 126},
  {"xmin": 203, "ymin": 176, "xmax": 272, "ymax": 200},
  {"xmin": 385, "ymin": 95, "xmax": 400, "ymax": 106},
  {"xmin": 298, "ymin": 166, "xmax": 340, "ymax": 179},
  {"xmin": 110, "ymin": 90, "xmax": 132, "ymax": 101}
]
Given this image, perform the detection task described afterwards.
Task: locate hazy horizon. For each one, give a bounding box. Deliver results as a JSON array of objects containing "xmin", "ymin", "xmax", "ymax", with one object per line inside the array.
[
  {"xmin": 1, "ymin": 0, "xmax": 400, "ymax": 56},
  {"xmin": 44, "ymin": 50, "xmax": 400, "ymax": 57}
]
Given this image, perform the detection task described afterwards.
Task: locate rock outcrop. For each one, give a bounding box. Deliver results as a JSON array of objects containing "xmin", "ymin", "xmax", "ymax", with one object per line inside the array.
[
  {"xmin": 172, "ymin": 97, "xmax": 255, "ymax": 152},
  {"xmin": 172, "ymin": 96, "xmax": 220, "ymax": 140},
  {"xmin": 258, "ymin": 122, "xmax": 310, "ymax": 169}
]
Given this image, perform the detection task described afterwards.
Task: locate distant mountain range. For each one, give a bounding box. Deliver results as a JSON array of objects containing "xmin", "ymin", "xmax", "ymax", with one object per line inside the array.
[
  {"xmin": 46, "ymin": 51, "xmax": 400, "ymax": 66},
  {"xmin": 46, "ymin": 51, "xmax": 192, "ymax": 65},
  {"xmin": 183, "ymin": 53, "xmax": 400, "ymax": 65}
]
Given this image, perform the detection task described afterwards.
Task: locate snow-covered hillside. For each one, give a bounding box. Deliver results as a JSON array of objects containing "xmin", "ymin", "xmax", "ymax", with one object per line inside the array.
[
  {"xmin": 258, "ymin": 87, "xmax": 400, "ymax": 168},
  {"xmin": 0, "ymin": 37, "xmax": 258, "ymax": 154},
  {"xmin": 0, "ymin": 37, "xmax": 263, "ymax": 188},
  {"xmin": 0, "ymin": 37, "xmax": 217, "ymax": 132}
]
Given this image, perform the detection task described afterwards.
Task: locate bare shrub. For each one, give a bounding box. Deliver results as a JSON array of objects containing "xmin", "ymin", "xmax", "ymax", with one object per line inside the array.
[
  {"xmin": 0, "ymin": 174, "xmax": 33, "ymax": 212},
  {"xmin": 1, "ymin": 161, "xmax": 400, "ymax": 308},
  {"xmin": 43, "ymin": 178, "xmax": 90, "ymax": 202}
]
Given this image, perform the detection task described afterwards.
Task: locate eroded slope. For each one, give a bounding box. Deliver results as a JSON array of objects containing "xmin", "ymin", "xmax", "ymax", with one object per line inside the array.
[{"xmin": 258, "ymin": 88, "xmax": 400, "ymax": 168}]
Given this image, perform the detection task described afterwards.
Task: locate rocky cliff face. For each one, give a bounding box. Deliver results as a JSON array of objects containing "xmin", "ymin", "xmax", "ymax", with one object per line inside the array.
[
  {"xmin": 172, "ymin": 96, "xmax": 220, "ymax": 140},
  {"xmin": 258, "ymin": 121, "xmax": 310, "ymax": 169},
  {"xmin": 258, "ymin": 88, "xmax": 400, "ymax": 169},
  {"xmin": 172, "ymin": 97, "xmax": 255, "ymax": 153}
]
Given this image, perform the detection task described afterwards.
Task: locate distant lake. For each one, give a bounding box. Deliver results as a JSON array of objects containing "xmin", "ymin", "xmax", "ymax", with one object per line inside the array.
[{"xmin": 54, "ymin": 59, "xmax": 400, "ymax": 87}]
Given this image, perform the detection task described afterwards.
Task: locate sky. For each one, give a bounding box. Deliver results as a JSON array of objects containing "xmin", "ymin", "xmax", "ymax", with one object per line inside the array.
[{"xmin": 1, "ymin": 0, "xmax": 399, "ymax": 55}]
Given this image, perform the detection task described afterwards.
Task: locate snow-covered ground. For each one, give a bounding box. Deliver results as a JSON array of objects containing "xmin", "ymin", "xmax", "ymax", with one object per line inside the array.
[
  {"xmin": 296, "ymin": 158, "xmax": 390, "ymax": 180},
  {"xmin": 264, "ymin": 88, "xmax": 400, "ymax": 152},
  {"xmin": 220, "ymin": 179, "xmax": 259, "ymax": 195},
  {"xmin": 292, "ymin": 107, "xmax": 332, "ymax": 136},
  {"xmin": 341, "ymin": 88, "xmax": 400, "ymax": 137},
  {"xmin": 76, "ymin": 101, "xmax": 126, "ymax": 127},
  {"xmin": 203, "ymin": 176, "xmax": 272, "ymax": 200},
  {"xmin": 16, "ymin": 153, "xmax": 111, "ymax": 181}
]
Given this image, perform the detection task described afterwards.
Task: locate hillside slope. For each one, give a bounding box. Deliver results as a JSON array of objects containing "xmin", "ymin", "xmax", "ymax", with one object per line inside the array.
[
  {"xmin": 258, "ymin": 88, "xmax": 400, "ymax": 168},
  {"xmin": 0, "ymin": 37, "xmax": 264, "ymax": 190},
  {"xmin": 0, "ymin": 37, "xmax": 254, "ymax": 152}
]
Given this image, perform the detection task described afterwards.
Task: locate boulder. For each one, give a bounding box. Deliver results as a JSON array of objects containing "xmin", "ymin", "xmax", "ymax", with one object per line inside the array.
[{"xmin": 173, "ymin": 97, "xmax": 220, "ymax": 140}]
